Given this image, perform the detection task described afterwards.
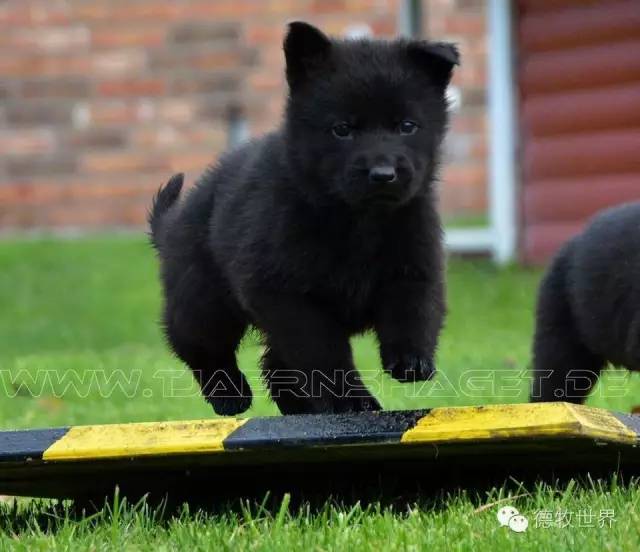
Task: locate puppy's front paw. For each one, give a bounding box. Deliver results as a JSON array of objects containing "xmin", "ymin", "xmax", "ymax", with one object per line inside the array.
[
  {"xmin": 384, "ymin": 352, "xmax": 436, "ymax": 382},
  {"xmin": 208, "ymin": 394, "xmax": 252, "ymax": 416},
  {"xmin": 331, "ymin": 394, "xmax": 382, "ymax": 413},
  {"xmin": 350, "ymin": 394, "xmax": 382, "ymax": 412},
  {"xmin": 202, "ymin": 369, "xmax": 253, "ymax": 416}
]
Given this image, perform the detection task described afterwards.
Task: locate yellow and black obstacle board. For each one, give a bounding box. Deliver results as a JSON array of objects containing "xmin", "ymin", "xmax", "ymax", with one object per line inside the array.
[{"xmin": 1, "ymin": 403, "xmax": 639, "ymax": 501}]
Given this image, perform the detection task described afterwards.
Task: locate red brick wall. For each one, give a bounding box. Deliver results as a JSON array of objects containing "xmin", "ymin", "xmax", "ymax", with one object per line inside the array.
[
  {"xmin": 0, "ymin": 0, "xmax": 487, "ymax": 231},
  {"xmin": 426, "ymin": 0, "xmax": 487, "ymax": 222}
]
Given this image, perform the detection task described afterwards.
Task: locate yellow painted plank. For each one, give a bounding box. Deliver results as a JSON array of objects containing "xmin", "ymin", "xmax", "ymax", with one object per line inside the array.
[
  {"xmin": 43, "ymin": 418, "xmax": 247, "ymax": 461},
  {"xmin": 400, "ymin": 403, "xmax": 636, "ymax": 445},
  {"xmin": 567, "ymin": 404, "xmax": 637, "ymax": 444}
]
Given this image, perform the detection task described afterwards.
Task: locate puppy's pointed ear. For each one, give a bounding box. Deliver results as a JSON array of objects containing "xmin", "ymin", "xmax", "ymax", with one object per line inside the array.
[
  {"xmin": 407, "ymin": 41, "xmax": 460, "ymax": 88},
  {"xmin": 284, "ymin": 22, "xmax": 332, "ymax": 88}
]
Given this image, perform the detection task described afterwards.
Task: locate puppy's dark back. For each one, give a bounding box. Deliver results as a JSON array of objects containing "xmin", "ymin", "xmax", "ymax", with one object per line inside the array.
[{"xmin": 566, "ymin": 202, "xmax": 640, "ymax": 366}]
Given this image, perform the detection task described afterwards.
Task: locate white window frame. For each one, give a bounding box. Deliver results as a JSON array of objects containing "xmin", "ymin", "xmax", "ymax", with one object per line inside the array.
[{"xmin": 399, "ymin": 0, "xmax": 519, "ymax": 264}]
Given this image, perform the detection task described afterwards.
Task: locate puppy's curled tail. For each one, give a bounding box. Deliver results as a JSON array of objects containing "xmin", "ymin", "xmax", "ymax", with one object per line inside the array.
[{"xmin": 148, "ymin": 173, "xmax": 184, "ymax": 249}]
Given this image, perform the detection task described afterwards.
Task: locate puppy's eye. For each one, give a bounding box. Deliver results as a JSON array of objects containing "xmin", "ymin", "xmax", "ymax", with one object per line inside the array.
[
  {"xmin": 332, "ymin": 123, "xmax": 353, "ymax": 140},
  {"xmin": 399, "ymin": 120, "xmax": 419, "ymax": 135}
]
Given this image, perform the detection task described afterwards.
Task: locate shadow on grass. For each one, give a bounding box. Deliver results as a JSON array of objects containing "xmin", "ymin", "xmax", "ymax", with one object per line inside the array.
[{"xmin": 1, "ymin": 472, "xmax": 638, "ymax": 537}]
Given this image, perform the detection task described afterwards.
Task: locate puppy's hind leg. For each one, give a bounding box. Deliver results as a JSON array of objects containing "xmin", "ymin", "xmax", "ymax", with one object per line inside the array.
[
  {"xmin": 164, "ymin": 271, "xmax": 251, "ymax": 415},
  {"xmin": 248, "ymin": 293, "xmax": 381, "ymax": 414},
  {"xmin": 531, "ymin": 247, "xmax": 605, "ymax": 404},
  {"xmin": 625, "ymin": 313, "xmax": 640, "ymax": 371},
  {"xmin": 261, "ymin": 345, "xmax": 380, "ymax": 415}
]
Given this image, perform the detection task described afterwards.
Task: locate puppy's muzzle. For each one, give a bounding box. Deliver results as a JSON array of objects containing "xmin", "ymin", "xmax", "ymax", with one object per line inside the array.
[{"xmin": 369, "ymin": 165, "xmax": 397, "ymax": 184}]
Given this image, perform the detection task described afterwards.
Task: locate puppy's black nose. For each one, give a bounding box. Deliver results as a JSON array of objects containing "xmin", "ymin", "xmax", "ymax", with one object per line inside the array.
[{"xmin": 369, "ymin": 166, "xmax": 397, "ymax": 184}]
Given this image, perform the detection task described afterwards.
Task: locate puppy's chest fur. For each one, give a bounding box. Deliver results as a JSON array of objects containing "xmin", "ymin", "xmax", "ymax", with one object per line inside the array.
[{"xmin": 272, "ymin": 208, "xmax": 405, "ymax": 326}]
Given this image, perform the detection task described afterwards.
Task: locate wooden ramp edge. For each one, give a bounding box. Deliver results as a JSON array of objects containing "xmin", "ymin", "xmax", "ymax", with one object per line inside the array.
[{"xmin": 0, "ymin": 403, "xmax": 639, "ymax": 499}]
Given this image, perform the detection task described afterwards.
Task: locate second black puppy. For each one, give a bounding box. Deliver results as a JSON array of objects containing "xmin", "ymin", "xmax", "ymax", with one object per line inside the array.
[
  {"xmin": 532, "ymin": 202, "xmax": 640, "ymax": 403},
  {"xmin": 149, "ymin": 22, "xmax": 458, "ymax": 415}
]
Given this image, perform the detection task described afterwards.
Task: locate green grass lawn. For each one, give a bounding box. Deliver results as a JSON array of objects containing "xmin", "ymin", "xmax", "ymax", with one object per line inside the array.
[{"xmin": 0, "ymin": 236, "xmax": 639, "ymax": 550}]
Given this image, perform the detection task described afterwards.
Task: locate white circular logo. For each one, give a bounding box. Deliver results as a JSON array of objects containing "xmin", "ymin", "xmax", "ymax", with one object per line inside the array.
[
  {"xmin": 508, "ymin": 514, "xmax": 529, "ymax": 533},
  {"xmin": 497, "ymin": 506, "xmax": 519, "ymax": 527},
  {"xmin": 497, "ymin": 506, "xmax": 529, "ymax": 532}
]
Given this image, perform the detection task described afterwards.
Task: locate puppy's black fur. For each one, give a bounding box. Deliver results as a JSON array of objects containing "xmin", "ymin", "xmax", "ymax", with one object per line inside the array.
[
  {"xmin": 149, "ymin": 22, "xmax": 458, "ymax": 415},
  {"xmin": 531, "ymin": 202, "xmax": 640, "ymax": 403}
]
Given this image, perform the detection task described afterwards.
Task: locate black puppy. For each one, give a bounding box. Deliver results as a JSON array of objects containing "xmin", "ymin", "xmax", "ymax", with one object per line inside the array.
[
  {"xmin": 149, "ymin": 22, "xmax": 458, "ymax": 415},
  {"xmin": 531, "ymin": 202, "xmax": 640, "ymax": 403}
]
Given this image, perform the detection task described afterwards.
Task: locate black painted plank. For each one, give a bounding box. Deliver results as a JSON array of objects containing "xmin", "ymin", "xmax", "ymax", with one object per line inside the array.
[
  {"xmin": 0, "ymin": 428, "xmax": 69, "ymax": 462},
  {"xmin": 224, "ymin": 410, "xmax": 427, "ymax": 450}
]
